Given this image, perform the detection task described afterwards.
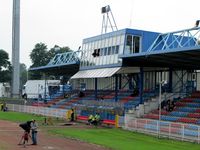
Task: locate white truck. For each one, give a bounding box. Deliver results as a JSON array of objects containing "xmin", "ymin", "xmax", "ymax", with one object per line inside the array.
[{"xmin": 22, "ymin": 80, "xmax": 61, "ymax": 100}]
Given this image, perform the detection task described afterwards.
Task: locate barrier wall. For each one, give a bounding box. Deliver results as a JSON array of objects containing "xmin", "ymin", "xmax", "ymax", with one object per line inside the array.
[
  {"xmin": 7, "ymin": 104, "xmax": 69, "ymax": 118},
  {"xmin": 6, "ymin": 104, "xmax": 125, "ymax": 127}
]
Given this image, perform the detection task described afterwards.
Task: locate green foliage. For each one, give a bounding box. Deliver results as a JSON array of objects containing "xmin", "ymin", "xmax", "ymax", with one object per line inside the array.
[
  {"xmin": 46, "ymin": 45, "xmax": 71, "ymax": 63},
  {"xmin": 50, "ymin": 128, "xmax": 200, "ymax": 150},
  {"xmin": 30, "ymin": 43, "xmax": 49, "ymax": 68},
  {"xmin": 30, "ymin": 43, "xmax": 72, "ymax": 68},
  {"xmin": 29, "ymin": 43, "xmax": 72, "ymax": 79},
  {"xmin": 0, "ymin": 49, "xmax": 11, "ymax": 82},
  {"xmin": 0, "ymin": 49, "xmax": 10, "ymax": 68}
]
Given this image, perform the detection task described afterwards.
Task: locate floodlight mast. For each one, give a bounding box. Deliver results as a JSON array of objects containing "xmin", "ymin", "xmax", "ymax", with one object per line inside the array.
[
  {"xmin": 12, "ymin": 0, "xmax": 20, "ymax": 98},
  {"xmin": 101, "ymin": 5, "xmax": 118, "ymax": 34}
]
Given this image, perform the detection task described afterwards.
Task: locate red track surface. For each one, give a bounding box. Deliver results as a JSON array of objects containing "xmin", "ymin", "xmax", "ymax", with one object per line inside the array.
[{"xmin": 0, "ymin": 120, "xmax": 109, "ymax": 150}]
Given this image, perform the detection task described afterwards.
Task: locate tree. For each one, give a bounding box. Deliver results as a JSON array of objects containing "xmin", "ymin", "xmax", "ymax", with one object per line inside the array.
[
  {"xmin": 29, "ymin": 43, "xmax": 72, "ymax": 79},
  {"xmin": 0, "ymin": 49, "xmax": 11, "ymax": 83},
  {"xmin": 30, "ymin": 43, "xmax": 49, "ymax": 68},
  {"xmin": 46, "ymin": 45, "xmax": 72, "ymax": 63}
]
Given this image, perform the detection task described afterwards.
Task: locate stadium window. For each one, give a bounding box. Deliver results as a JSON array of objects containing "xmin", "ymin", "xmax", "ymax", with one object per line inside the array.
[
  {"xmin": 115, "ymin": 45, "xmax": 119, "ymax": 54},
  {"xmin": 112, "ymin": 46, "xmax": 116, "ymax": 54},
  {"xmin": 100, "ymin": 48, "xmax": 104, "ymax": 56},
  {"xmin": 104, "ymin": 47, "xmax": 108, "ymax": 56},
  {"xmin": 108, "ymin": 47, "xmax": 112, "ymax": 55},
  {"xmin": 133, "ymin": 36, "xmax": 140, "ymax": 53},
  {"xmin": 96, "ymin": 49, "xmax": 100, "ymax": 56},
  {"xmin": 126, "ymin": 35, "xmax": 133, "ymax": 53}
]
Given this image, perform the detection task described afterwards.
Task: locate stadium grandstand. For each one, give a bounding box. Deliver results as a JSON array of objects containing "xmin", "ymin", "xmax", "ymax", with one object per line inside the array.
[{"xmin": 28, "ymin": 5, "xmax": 200, "ymax": 142}]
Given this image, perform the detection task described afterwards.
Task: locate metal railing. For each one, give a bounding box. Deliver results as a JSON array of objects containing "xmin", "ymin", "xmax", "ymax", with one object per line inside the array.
[
  {"xmin": 124, "ymin": 117, "xmax": 200, "ymax": 143},
  {"xmin": 6, "ymin": 104, "xmax": 125, "ymax": 127},
  {"xmin": 7, "ymin": 104, "xmax": 69, "ymax": 118}
]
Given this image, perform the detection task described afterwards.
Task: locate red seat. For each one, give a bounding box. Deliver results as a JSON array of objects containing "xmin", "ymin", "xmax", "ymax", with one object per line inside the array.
[
  {"xmin": 77, "ymin": 116, "xmax": 88, "ymax": 121},
  {"xmin": 102, "ymin": 119, "xmax": 115, "ymax": 125}
]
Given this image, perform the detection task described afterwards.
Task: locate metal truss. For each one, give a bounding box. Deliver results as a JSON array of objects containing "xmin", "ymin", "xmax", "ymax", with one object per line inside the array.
[
  {"xmin": 147, "ymin": 27, "xmax": 200, "ymax": 53},
  {"xmin": 101, "ymin": 5, "xmax": 118, "ymax": 34},
  {"xmin": 47, "ymin": 50, "xmax": 82, "ymax": 66}
]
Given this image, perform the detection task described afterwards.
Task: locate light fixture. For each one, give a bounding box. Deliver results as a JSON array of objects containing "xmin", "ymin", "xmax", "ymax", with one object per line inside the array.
[{"xmin": 101, "ymin": 5, "xmax": 110, "ymax": 14}]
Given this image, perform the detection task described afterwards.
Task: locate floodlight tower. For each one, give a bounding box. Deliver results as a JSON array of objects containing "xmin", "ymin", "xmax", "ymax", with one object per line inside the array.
[
  {"xmin": 12, "ymin": 0, "xmax": 20, "ymax": 98},
  {"xmin": 101, "ymin": 5, "xmax": 118, "ymax": 34}
]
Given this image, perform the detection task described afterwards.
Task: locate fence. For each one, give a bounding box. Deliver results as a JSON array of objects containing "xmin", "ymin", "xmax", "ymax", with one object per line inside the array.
[
  {"xmin": 7, "ymin": 104, "xmax": 69, "ymax": 118},
  {"xmin": 124, "ymin": 116, "xmax": 200, "ymax": 143},
  {"xmin": 6, "ymin": 104, "xmax": 125, "ymax": 127}
]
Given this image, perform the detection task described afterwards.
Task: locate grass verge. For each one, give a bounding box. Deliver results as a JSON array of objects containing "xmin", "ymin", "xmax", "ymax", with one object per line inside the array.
[{"xmin": 49, "ymin": 127, "xmax": 200, "ymax": 150}]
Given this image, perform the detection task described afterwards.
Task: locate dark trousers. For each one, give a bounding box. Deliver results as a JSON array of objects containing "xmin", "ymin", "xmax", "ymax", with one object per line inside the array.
[{"xmin": 32, "ymin": 131, "xmax": 37, "ymax": 144}]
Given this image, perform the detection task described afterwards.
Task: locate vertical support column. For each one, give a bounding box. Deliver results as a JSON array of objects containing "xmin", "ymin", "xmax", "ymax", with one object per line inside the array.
[
  {"xmin": 155, "ymin": 71, "xmax": 157, "ymax": 91},
  {"xmin": 95, "ymin": 78, "xmax": 98, "ymax": 100},
  {"xmin": 139, "ymin": 67, "xmax": 144, "ymax": 104},
  {"xmin": 128, "ymin": 74, "xmax": 132, "ymax": 90},
  {"xmin": 118, "ymin": 74, "xmax": 122, "ymax": 90},
  {"xmin": 195, "ymin": 71, "xmax": 198, "ymax": 91},
  {"xmin": 44, "ymin": 74, "xmax": 47, "ymax": 103},
  {"xmin": 151, "ymin": 72, "xmax": 154, "ymax": 90},
  {"xmin": 115, "ymin": 75, "xmax": 118, "ymax": 102},
  {"xmin": 181, "ymin": 70, "xmax": 184, "ymax": 92},
  {"xmin": 12, "ymin": 0, "xmax": 20, "ymax": 98},
  {"xmin": 169, "ymin": 68, "xmax": 173, "ymax": 92}
]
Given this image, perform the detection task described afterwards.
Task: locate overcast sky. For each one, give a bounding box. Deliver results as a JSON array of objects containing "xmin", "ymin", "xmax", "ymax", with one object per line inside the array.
[{"xmin": 0, "ymin": 0, "xmax": 200, "ymax": 67}]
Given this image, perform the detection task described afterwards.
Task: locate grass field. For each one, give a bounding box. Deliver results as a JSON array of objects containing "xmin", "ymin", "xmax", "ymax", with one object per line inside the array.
[
  {"xmin": 0, "ymin": 111, "xmax": 44, "ymax": 123},
  {"xmin": 0, "ymin": 111, "xmax": 199, "ymax": 150}
]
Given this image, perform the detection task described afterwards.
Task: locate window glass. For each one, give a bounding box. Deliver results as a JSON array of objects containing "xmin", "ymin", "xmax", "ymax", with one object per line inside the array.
[
  {"xmin": 108, "ymin": 47, "xmax": 112, "ymax": 55},
  {"xmin": 111, "ymin": 46, "xmax": 115, "ymax": 55},
  {"xmin": 125, "ymin": 34, "xmax": 141, "ymax": 54},
  {"xmin": 115, "ymin": 45, "xmax": 119, "ymax": 54},
  {"xmin": 134, "ymin": 36, "xmax": 140, "ymax": 53},
  {"xmin": 126, "ymin": 35, "xmax": 133, "ymax": 54},
  {"xmin": 104, "ymin": 47, "xmax": 108, "ymax": 56},
  {"xmin": 100, "ymin": 48, "xmax": 104, "ymax": 56}
]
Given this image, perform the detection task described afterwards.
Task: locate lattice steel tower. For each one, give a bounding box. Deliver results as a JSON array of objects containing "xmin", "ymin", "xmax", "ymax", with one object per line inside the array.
[{"xmin": 101, "ymin": 5, "xmax": 118, "ymax": 34}]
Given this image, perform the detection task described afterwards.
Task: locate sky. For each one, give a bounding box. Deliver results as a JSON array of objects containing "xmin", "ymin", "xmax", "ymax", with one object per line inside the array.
[{"xmin": 0, "ymin": 0, "xmax": 200, "ymax": 68}]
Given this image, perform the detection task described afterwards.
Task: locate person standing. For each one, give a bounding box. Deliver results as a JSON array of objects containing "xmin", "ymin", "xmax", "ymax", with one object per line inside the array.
[
  {"xmin": 30, "ymin": 119, "xmax": 38, "ymax": 145},
  {"xmin": 70, "ymin": 108, "xmax": 75, "ymax": 122}
]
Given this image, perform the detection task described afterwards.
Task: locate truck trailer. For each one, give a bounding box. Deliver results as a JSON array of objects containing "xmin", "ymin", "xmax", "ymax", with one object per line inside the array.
[{"xmin": 22, "ymin": 80, "xmax": 61, "ymax": 100}]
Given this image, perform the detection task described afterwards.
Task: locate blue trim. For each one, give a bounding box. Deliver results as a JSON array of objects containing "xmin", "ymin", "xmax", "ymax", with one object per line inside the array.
[
  {"xmin": 29, "ymin": 50, "xmax": 81, "ymax": 71},
  {"xmin": 120, "ymin": 46, "xmax": 200, "ymax": 59},
  {"xmin": 29, "ymin": 62, "xmax": 79, "ymax": 71},
  {"xmin": 147, "ymin": 27, "xmax": 200, "ymax": 52}
]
